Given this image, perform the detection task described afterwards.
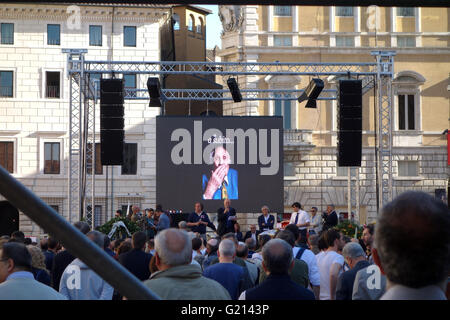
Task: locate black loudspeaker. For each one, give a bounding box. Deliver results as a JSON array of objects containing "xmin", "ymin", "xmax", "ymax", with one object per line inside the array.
[
  {"xmin": 100, "ymin": 130, "xmax": 124, "ymax": 165},
  {"xmin": 337, "ymin": 80, "xmax": 362, "ymax": 167},
  {"xmin": 100, "ymin": 117, "xmax": 124, "ymax": 130},
  {"xmin": 100, "ymin": 106, "xmax": 124, "ymax": 118},
  {"xmin": 226, "ymin": 78, "xmax": 242, "ymax": 103},
  {"xmin": 100, "ymin": 79, "xmax": 124, "ymax": 165},
  {"xmin": 297, "ymin": 78, "xmax": 325, "ymax": 108},
  {"xmin": 100, "ymin": 91, "xmax": 124, "ymax": 105},
  {"xmin": 147, "ymin": 77, "xmax": 161, "ymax": 99},
  {"xmin": 147, "ymin": 77, "xmax": 162, "ymax": 107}
]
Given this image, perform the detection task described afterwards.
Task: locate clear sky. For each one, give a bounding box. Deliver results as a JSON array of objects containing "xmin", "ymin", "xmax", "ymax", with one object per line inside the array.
[{"xmin": 199, "ymin": 5, "xmax": 223, "ymax": 49}]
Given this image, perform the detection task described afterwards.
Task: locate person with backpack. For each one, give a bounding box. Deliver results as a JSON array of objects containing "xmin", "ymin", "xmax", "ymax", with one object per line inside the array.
[{"xmin": 284, "ymin": 224, "xmax": 320, "ymax": 299}]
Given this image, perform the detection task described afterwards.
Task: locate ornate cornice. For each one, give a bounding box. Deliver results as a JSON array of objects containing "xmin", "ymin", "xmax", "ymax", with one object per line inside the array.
[
  {"xmin": 219, "ymin": 5, "xmax": 244, "ymax": 35},
  {"xmin": 0, "ymin": 5, "xmax": 168, "ymax": 22}
]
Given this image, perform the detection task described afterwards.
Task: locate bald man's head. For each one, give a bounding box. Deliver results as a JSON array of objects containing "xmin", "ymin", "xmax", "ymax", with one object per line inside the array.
[
  {"xmin": 155, "ymin": 228, "xmax": 192, "ymax": 267},
  {"xmin": 262, "ymin": 239, "xmax": 293, "ymax": 275},
  {"xmin": 206, "ymin": 238, "xmax": 219, "ymax": 254}
]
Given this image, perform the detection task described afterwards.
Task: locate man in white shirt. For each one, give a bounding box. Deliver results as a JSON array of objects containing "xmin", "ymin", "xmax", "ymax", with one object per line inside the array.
[
  {"xmin": 289, "ymin": 202, "xmax": 310, "ymax": 241},
  {"xmin": 316, "ymin": 229, "xmax": 345, "ymax": 300}
]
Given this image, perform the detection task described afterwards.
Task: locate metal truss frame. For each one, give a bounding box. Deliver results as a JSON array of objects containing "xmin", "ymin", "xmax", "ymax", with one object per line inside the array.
[
  {"xmin": 127, "ymin": 88, "xmax": 337, "ymax": 101},
  {"xmin": 82, "ymin": 76, "xmax": 97, "ymax": 230},
  {"xmin": 64, "ymin": 49, "xmax": 394, "ymax": 220},
  {"xmin": 63, "ymin": 49, "xmax": 96, "ymax": 226},
  {"xmin": 372, "ymin": 51, "xmax": 396, "ymax": 211},
  {"xmin": 83, "ymin": 60, "xmax": 383, "ymax": 76},
  {"xmin": 63, "ymin": 49, "xmax": 84, "ymax": 224}
]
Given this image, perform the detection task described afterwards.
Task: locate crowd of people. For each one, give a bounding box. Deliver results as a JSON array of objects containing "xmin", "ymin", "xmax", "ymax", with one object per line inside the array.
[{"xmin": 0, "ymin": 191, "xmax": 448, "ymax": 300}]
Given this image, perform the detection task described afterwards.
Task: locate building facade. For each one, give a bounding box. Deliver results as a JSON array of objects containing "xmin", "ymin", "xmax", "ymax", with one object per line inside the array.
[
  {"xmin": 162, "ymin": 5, "xmax": 223, "ymax": 116},
  {"xmin": 217, "ymin": 5, "xmax": 449, "ymax": 227},
  {"xmin": 0, "ymin": 4, "xmax": 448, "ymax": 237},
  {"xmin": 0, "ymin": 3, "xmax": 173, "ymax": 237}
]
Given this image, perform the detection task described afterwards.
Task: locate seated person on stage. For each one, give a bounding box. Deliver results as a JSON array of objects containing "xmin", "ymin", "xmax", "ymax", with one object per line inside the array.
[{"xmin": 258, "ymin": 205, "xmax": 275, "ymax": 232}]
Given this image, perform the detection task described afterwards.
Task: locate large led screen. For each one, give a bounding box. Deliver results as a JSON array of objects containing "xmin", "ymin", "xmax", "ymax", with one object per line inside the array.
[{"xmin": 156, "ymin": 116, "xmax": 284, "ymax": 213}]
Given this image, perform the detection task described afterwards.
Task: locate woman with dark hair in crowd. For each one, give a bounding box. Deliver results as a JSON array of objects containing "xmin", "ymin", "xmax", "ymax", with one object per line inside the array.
[
  {"xmin": 317, "ymin": 232, "xmax": 328, "ymax": 252},
  {"xmin": 117, "ymin": 240, "xmax": 132, "ymax": 256}
]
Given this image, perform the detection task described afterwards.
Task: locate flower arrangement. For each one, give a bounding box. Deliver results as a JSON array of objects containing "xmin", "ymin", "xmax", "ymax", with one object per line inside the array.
[
  {"xmin": 335, "ymin": 219, "xmax": 363, "ymax": 239},
  {"xmin": 98, "ymin": 217, "xmax": 141, "ymax": 239}
]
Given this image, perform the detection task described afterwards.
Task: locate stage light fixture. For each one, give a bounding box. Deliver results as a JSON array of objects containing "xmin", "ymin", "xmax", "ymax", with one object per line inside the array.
[
  {"xmin": 147, "ymin": 77, "xmax": 162, "ymax": 107},
  {"xmin": 297, "ymin": 78, "xmax": 324, "ymax": 108},
  {"xmin": 227, "ymin": 77, "xmax": 242, "ymax": 103}
]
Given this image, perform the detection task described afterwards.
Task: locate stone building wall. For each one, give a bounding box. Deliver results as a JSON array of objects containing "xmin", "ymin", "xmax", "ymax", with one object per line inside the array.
[{"xmin": 0, "ymin": 3, "xmax": 167, "ymax": 238}]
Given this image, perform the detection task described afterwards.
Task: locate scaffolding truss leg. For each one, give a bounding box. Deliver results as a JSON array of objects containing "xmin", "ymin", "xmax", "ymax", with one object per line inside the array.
[{"xmin": 373, "ymin": 51, "xmax": 395, "ymax": 211}]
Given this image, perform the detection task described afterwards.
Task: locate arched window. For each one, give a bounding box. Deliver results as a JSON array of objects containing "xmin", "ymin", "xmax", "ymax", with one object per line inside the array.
[
  {"xmin": 172, "ymin": 13, "xmax": 180, "ymax": 31},
  {"xmin": 393, "ymin": 71, "xmax": 425, "ymax": 132},
  {"xmin": 197, "ymin": 17, "xmax": 203, "ymax": 34},
  {"xmin": 188, "ymin": 15, "xmax": 195, "ymax": 32}
]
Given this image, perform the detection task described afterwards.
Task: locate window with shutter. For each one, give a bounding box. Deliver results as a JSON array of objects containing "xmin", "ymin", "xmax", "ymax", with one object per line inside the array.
[
  {"xmin": 397, "ymin": 7, "xmax": 415, "ymax": 17},
  {"xmin": 123, "ymin": 26, "xmax": 136, "ymax": 47},
  {"xmin": 0, "ymin": 71, "xmax": 13, "ymax": 97},
  {"xmin": 121, "ymin": 143, "xmax": 137, "ymax": 175},
  {"xmin": 336, "ymin": 7, "xmax": 354, "ymax": 16},
  {"xmin": 87, "ymin": 143, "xmax": 103, "ymax": 175},
  {"xmin": 44, "ymin": 142, "xmax": 60, "ymax": 174},
  {"xmin": 398, "ymin": 161, "xmax": 419, "ymax": 177},
  {"xmin": 1, "ymin": 23, "xmax": 14, "ymax": 44},
  {"xmin": 124, "ymin": 74, "xmax": 136, "ymax": 98},
  {"xmin": 274, "ymin": 95, "xmax": 292, "ymax": 129},
  {"xmin": 89, "ymin": 25, "xmax": 102, "ymax": 46},
  {"xmin": 0, "ymin": 142, "xmax": 13, "ymax": 173},
  {"xmin": 398, "ymin": 94, "xmax": 415, "ymax": 130},
  {"xmin": 47, "ymin": 24, "xmax": 60, "ymax": 45},
  {"xmin": 274, "ymin": 6, "xmax": 292, "ymax": 16},
  {"xmin": 45, "ymin": 71, "xmax": 60, "ymax": 98},
  {"xmin": 94, "ymin": 205, "xmax": 102, "ymax": 227}
]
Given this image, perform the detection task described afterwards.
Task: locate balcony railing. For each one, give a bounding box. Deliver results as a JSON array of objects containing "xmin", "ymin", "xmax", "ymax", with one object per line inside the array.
[
  {"xmin": 284, "ymin": 129, "xmax": 313, "ymax": 147},
  {"xmin": 125, "ymin": 88, "xmax": 137, "ymax": 98},
  {"xmin": 46, "ymin": 85, "xmax": 60, "ymax": 98},
  {"xmin": 48, "ymin": 38, "xmax": 60, "ymax": 45},
  {"xmin": 1, "ymin": 36, "xmax": 13, "ymax": 45},
  {"xmin": 0, "ymin": 86, "xmax": 13, "ymax": 97}
]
